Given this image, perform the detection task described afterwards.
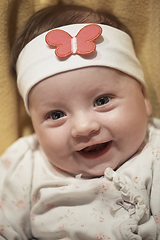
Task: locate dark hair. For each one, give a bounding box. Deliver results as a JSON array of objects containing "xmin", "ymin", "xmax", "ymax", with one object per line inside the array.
[{"xmin": 11, "ymin": 4, "xmax": 131, "ymax": 75}]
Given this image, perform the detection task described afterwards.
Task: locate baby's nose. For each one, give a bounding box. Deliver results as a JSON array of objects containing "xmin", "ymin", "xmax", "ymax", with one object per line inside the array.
[{"xmin": 71, "ymin": 113, "xmax": 100, "ymax": 138}]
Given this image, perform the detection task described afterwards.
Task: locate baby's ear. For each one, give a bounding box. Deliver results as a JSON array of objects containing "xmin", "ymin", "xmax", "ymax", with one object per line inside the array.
[{"xmin": 142, "ymin": 87, "xmax": 152, "ymax": 116}]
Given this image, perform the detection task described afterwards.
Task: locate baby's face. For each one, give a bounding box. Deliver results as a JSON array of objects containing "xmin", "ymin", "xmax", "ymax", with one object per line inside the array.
[{"xmin": 29, "ymin": 67, "xmax": 151, "ymax": 178}]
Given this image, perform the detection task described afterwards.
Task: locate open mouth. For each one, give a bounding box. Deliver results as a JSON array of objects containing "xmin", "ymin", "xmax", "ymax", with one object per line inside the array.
[{"xmin": 77, "ymin": 141, "xmax": 111, "ymax": 158}]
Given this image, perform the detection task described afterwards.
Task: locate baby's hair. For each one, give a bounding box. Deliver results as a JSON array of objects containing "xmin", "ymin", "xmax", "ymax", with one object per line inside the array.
[{"xmin": 11, "ymin": 4, "xmax": 131, "ymax": 75}]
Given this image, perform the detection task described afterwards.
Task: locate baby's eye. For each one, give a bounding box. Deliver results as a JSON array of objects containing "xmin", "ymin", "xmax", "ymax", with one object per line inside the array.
[
  {"xmin": 49, "ymin": 111, "xmax": 65, "ymax": 120},
  {"xmin": 95, "ymin": 96, "xmax": 111, "ymax": 107}
]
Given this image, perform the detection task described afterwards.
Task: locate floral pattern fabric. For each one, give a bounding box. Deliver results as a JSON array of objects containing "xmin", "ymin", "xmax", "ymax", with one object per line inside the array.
[{"xmin": 0, "ymin": 120, "xmax": 160, "ymax": 239}]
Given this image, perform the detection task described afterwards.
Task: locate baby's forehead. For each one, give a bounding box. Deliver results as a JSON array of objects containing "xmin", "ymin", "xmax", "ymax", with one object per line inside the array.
[
  {"xmin": 29, "ymin": 66, "xmax": 141, "ymax": 100},
  {"xmin": 16, "ymin": 23, "xmax": 145, "ymax": 114}
]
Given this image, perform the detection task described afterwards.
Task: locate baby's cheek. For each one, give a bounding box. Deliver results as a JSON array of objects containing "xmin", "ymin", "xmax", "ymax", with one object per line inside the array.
[{"xmin": 41, "ymin": 136, "xmax": 64, "ymax": 159}]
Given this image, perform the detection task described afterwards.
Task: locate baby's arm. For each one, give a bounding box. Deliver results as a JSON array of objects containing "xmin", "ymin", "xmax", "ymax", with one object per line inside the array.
[{"xmin": 0, "ymin": 136, "xmax": 34, "ymax": 239}]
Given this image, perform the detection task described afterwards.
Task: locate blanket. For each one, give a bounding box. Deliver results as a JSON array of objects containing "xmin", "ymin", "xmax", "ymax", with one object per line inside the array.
[{"xmin": 0, "ymin": 0, "xmax": 160, "ymax": 154}]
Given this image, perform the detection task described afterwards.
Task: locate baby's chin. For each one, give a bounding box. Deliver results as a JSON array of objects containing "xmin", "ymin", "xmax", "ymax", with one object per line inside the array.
[{"xmin": 67, "ymin": 160, "xmax": 128, "ymax": 179}]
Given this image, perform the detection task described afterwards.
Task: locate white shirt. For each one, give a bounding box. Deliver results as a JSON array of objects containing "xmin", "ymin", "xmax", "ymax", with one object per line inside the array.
[{"xmin": 0, "ymin": 119, "xmax": 160, "ymax": 240}]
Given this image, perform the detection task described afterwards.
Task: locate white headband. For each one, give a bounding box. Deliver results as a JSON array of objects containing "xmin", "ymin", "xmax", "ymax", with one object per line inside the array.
[{"xmin": 16, "ymin": 23, "xmax": 145, "ymax": 113}]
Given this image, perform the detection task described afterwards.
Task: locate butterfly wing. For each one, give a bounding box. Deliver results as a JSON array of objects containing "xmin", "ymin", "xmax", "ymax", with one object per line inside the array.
[
  {"xmin": 76, "ymin": 24, "xmax": 102, "ymax": 55},
  {"xmin": 45, "ymin": 29, "xmax": 72, "ymax": 57}
]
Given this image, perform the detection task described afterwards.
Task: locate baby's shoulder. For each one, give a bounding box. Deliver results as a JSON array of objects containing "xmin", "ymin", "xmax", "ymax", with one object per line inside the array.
[
  {"xmin": 0, "ymin": 134, "xmax": 39, "ymax": 170},
  {"xmin": 3, "ymin": 133, "xmax": 38, "ymax": 153}
]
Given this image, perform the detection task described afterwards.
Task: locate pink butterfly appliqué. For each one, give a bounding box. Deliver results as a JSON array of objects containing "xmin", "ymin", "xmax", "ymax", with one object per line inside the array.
[{"xmin": 45, "ymin": 24, "xmax": 102, "ymax": 58}]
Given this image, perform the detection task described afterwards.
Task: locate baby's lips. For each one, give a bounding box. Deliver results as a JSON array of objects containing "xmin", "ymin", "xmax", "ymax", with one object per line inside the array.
[
  {"xmin": 82, "ymin": 142, "xmax": 109, "ymax": 153},
  {"xmin": 78, "ymin": 141, "xmax": 111, "ymax": 154}
]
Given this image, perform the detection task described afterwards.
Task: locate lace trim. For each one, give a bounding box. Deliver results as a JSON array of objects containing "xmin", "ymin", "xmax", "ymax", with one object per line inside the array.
[{"xmin": 104, "ymin": 167, "xmax": 146, "ymax": 240}]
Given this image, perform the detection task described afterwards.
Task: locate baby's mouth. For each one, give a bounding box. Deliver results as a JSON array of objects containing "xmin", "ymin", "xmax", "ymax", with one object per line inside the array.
[
  {"xmin": 77, "ymin": 141, "xmax": 111, "ymax": 157},
  {"xmin": 83, "ymin": 142, "xmax": 108, "ymax": 153}
]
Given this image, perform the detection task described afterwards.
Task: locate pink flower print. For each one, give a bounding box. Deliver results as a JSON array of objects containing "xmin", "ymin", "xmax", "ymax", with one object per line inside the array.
[
  {"xmin": 144, "ymin": 143, "xmax": 149, "ymax": 149},
  {"xmin": 19, "ymin": 222, "xmax": 23, "ymax": 228},
  {"xmin": 96, "ymin": 233, "xmax": 108, "ymax": 240},
  {"xmin": 156, "ymin": 151, "xmax": 160, "ymax": 160},
  {"xmin": 57, "ymin": 224, "xmax": 65, "ymax": 231},
  {"xmin": 18, "ymin": 165, "xmax": 23, "ymax": 171},
  {"xmin": 46, "ymin": 203, "xmax": 54, "ymax": 211},
  {"xmin": 0, "ymin": 201, "xmax": 5, "ymax": 211},
  {"xmin": 32, "ymin": 193, "xmax": 40, "ymax": 203},
  {"xmin": 99, "ymin": 217, "xmax": 104, "ymax": 222},
  {"xmin": 154, "ymin": 212, "xmax": 160, "ymax": 224},
  {"xmin": 31, "ymin": 215, "xmax": 35, "ymax": 221},
  {"xmin": 94, "ymin": 188, "xmax": 100, "ymax": 194},
  {"xmin": 133, "ymin": 176, "xmax": 141, "ymax": 184},
  {"xmin": 101, "ymin": 181, "xmax": 110, "ymax": 191},
  {"xmin": 0, "ymin": 225, "xmax": 5, "ymax": 234},
  {"xmin": 97, "ymin": 236, "xmax": 104, "ymax": 240},
  {"xmin": 14, "ymin": 199, "xmax": 26, "ymax": 210},
  {"xmin": 3, "ymin": 158, "xmax": 11, "ymax": 168}
]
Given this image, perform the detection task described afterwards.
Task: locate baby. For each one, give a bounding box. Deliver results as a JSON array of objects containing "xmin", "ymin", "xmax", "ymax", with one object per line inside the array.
[{"xmin": 1, "ymin": 4, "xmax": 160, "ymax": 240}]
